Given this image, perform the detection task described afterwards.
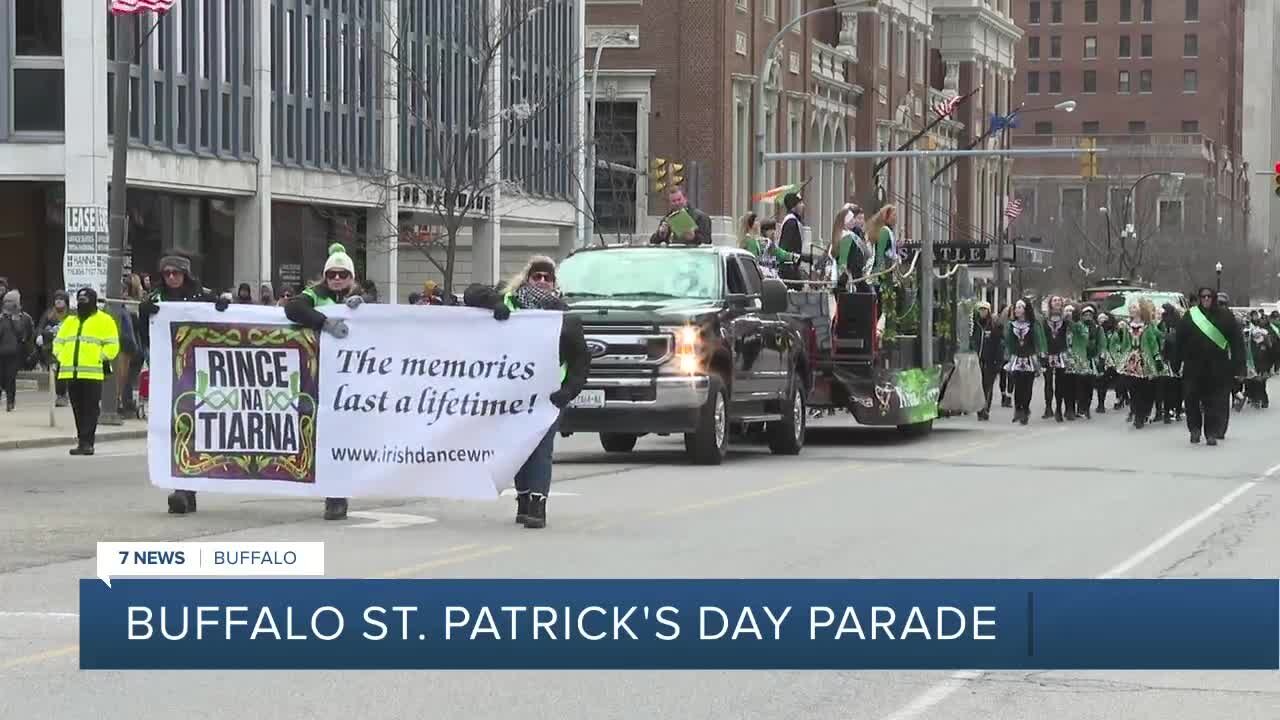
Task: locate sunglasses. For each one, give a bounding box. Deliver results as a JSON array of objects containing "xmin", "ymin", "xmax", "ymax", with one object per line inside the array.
[
  {"xmin": 325, "ymin": 270, "xmax": 352, "ymax": 280},
  {"xmin": 529, "ymin": 272, "xmax": 555, "ymax": 283},
  {"xmin": 161, "ymin": 268, "xmax": 183, "ymax": 277},
  {"xmin": 1199, "ymin": 293, "xmax": 1215, "ymax": 300}
]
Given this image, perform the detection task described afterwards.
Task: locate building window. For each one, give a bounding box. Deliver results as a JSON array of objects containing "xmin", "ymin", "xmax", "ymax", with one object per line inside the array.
[
  {"xmin": 1140, "ymin": 34, "xmax": 1152, "ymax": 57},
  {"xmin": 1129, "ymin": 120, "xmax": 1147, "ymax": 133},
  {"xmin": 736, "ymin": 0, "xmax": 748, "ymax": 11},
  {"xmin": 1050, "ymin": 0, "xmax": 1062, "ymax": 23},
  {"xmin": 1029, "ymin": 0, "xmax": 1040, "ymax": 23},
  {"xmin": 1084, "ymin": 0, "xmax": 1097, "ymax": 22},
  {"xmin": 1184, "ymin": 33, "xmax": 1198, "ymax": 57},
  {"xmin": 1142, "ymin": 0, "xmax": 1152, "ymax": 22},
  {"xmin": 1120, "ymin": 0, "xmax": 1132, "ymax": 22},
  {"xmin": 1082, "ymin": 121, "xmax": 1100, "ymax": 134},
  {"xmin": 764, "ymin": 0, "xmax": 776, "ymax": 22},
  {"xmin": 896, "ymin": 25, "xmax": 907, "ymax": 74},
  {"xmin": 1183, "ymin": 69, "xmax": 1197, "ymax": 93},
  {"xmin": 1048, "ymin": 70, "xmax": 1061, "ymax": 93},
  {"xmin": 1028, "ymin": 36, "xmax": 1040, "ymax": 59},
  {"xmin": 879, "ymin": 19, "xmax": 889, "ymax": 66},
  {"xmin": 592, "ymin": 102, "xmax": 639, "ymax": 234},
  {"xmin": 1118, "ymin": 70, "xmax": 1131, "ymax": 92},
  {"xmin": 1027, "ymin": 71, "xmax": 1041, "ymax": 94},
  {"xmin": 14, "ymin": 0, "xmax": 62, "ymax": 55},
  {"xmin": 1139, "ymin": 69, "xmax": 1152, "ymax": 92},
  {"xmin": 1119, "ymin": 35, "xmax": 1131, "ymax": 58},
  {"xmin": 1061, "ymin": 188, "xmax": 1085, "ymax": 221},
  {"xmin": 1084, "ymin": 36, "xmax": 1097, "ymax": 58},
  {"xmin": 790, "ymin": 0, "xmax": 801, "ymax": 32},
  {"xmin": 1185, "ymin": 0, "xmax": 1198, "ymax": 21},
  {"xmin": 914, "ymin": 32, "xmax": 925, "ymax": 82},
  {"xmin": 1083, "ymin": 70, "xmax": 1097, "ymax": 93},
  {"xmin": 1182, "ymin": 120, "xmax": 1199, "ymax": 133},
  {"xmin": 1158, "ymin": 199, "xmax": 1183, "ymax": 229},
  {"xmin": 1035, "ymin": 121, "xmax": 1053, "ymax": 134},
  {"xmin": 1050, "ymin": 35, "xmax": 1061, "ymax": 59}
]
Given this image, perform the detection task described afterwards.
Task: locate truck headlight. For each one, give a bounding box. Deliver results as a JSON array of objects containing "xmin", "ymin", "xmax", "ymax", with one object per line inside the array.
[
  {"xmin": 673, "ymin": 325, "xmax": 701, "ymax": 374},
  {"xmin": 677, "ymin": 353, "xmax": 700, "ymax": 374}
]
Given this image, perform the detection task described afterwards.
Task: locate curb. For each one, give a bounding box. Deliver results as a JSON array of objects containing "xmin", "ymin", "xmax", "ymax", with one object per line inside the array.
[{"xmin": 0, "ymin": 429, "xmax": 148, "ymax": 452}]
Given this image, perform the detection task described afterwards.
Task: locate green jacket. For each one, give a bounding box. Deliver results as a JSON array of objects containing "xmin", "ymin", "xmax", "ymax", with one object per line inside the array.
[
  {"xmin": 1140, "ymin": 324, "xmax": 1165, "ymax": 374},
  {"xmin": 1069, "ymin": 321, "xmax": 1102, "ymax": 363},
  {"xmin": 743, "ymin": 235, "xmax": 792, "ymax": 263}
]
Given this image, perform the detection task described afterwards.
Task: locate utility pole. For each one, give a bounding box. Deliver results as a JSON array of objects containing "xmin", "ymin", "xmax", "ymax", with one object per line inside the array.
[{"xmin": 100, "ymin": 15, "xmax": 134, "ymax": 428}]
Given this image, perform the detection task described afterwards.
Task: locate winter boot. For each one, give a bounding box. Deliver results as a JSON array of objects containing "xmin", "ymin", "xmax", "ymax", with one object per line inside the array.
[
  {"xmin": 167, "ymin": 490, "xmax": 196, "ymax": 514},
  {"xmin": 55, "ymin": 395, "xmax": 68, "ymax": 407},
  {"xmin": 524, "ymin": 494, "xmax": 547, "ymax": 529},
  {"xmin": 1206, "ymin": 435, "xmax": 1218, "ymax": 446},
  {"xmin": 5, "ymin": 398, "xmax": 13, "ymax": 412},
  {"xmin": 1043, "ymin": 406, "xmax": 1054, "ymax": 420},
  {"xmin": 515, "ymin": 491, "xmax": 531, "ymax": 524},
  {"xmin": 1001, "ymin": 394, "xmax": 1013, "ymax": 408},
  {"xmin": 69, "ymin": 443, "xmax": 88, "ymax": 456},
  {"xmin": 1190, "ymin": 431, "xmax": 1201, "ymax": 444},
  {"xmin": 324, "ymin": 498, "xmax": 348, "ymax": 520}
]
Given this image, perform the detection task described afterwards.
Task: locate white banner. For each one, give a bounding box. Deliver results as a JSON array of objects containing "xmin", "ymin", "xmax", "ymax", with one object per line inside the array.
[
  {"xmin": 64, "ymin": 204, "xmax": 110, "ymax": 298},
  {"xmin": 147, "ymin": 303, "xmax": 563, "ymax": 500}
]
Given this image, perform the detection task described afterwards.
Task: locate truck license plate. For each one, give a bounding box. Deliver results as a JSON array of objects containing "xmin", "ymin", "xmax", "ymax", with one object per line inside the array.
[{"xmin": 569, "ymin": 389, "xmax": 606, "ymax": 409}]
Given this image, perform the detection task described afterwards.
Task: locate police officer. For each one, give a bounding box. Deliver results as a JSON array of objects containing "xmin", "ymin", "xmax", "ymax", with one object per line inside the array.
[
  {"xmin": 53, "ymin": 288, "xmax": 121, "ymax": 456},
  {"xmin": 285, "ymin": 243, "xmax": 364, "ymax": 520}
]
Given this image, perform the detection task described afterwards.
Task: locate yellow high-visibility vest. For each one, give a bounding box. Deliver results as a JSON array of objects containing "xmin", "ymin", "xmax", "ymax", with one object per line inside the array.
[{"xmin": 53, "ymin": 311, "xmax": 120, "ymax": 381}]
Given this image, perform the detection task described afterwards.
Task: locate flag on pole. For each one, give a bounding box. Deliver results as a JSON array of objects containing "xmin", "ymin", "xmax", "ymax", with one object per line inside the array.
[
  {"xmin": 932, "ymin": 93, "xmax": 963, "ymax": 119},
  {"xmin": 752, "ymin": 182, "xmax": 803, "ymax": 206},
  {"xmin": 110, "ymin": 0, "xmax": 176, "ymax": 14},
  {"xmin": 1004, "ymin": 196, "xmax": 1024, "ymax": 227}
]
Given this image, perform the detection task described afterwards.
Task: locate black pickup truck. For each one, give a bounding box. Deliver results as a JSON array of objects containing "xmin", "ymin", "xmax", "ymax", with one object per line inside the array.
[{"xmin": 555, "ymin": 245, "xmax": 811, "ymax": 464}]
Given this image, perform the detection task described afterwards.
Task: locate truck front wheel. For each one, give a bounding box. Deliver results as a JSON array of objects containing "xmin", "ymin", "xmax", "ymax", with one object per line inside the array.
[
  {"xmin": 599, "ymin": 433, "xmax": 638, "ymax": 453},
  {"xmin": 768, "ymin": 376, "xmax": 806, "ymax": 455},
  {"xmin": 685, "ymin": 376, "xmax": 729, "ymax": 465}
]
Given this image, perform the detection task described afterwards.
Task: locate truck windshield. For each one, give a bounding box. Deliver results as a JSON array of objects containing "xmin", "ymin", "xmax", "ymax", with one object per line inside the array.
[{"xmin": 558, "ymin": 249, "xmax": 721, "ymax": 300}]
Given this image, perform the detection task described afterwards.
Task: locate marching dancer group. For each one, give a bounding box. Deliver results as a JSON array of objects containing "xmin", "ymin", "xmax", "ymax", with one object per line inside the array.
[{"xmin": 971, "ymin": 290, "xmax": 1279, "ymax": 445}]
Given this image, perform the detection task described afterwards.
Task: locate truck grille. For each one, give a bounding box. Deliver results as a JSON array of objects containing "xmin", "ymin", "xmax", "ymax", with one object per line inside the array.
[{"xmin": 582, "ymin": 330, "xmax": 672, "ymax": 367}]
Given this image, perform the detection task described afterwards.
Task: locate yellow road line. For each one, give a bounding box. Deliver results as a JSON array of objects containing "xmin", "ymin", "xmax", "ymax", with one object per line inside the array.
[
  {"xmin": 377, "ymin": 544, "xmax": 514, "ymax": 579},
  {"xmin": 0, "ymin": 644, "xmax": 77, "ymax": 672}
]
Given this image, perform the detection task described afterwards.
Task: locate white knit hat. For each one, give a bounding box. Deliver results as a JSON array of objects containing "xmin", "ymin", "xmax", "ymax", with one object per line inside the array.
[{"xmin": 324, "ymin": 243, "xmax": 355, "ymax": 275}]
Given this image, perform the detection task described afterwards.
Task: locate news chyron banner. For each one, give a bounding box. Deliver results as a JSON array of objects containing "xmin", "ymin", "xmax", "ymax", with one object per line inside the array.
[
  {"xmin": 80, "ymin": 578, "xmax": 1280, "ymax": 670},
  {"xmin": 146, "ymin": 303, "xmax": 562, "ymax": 499}
]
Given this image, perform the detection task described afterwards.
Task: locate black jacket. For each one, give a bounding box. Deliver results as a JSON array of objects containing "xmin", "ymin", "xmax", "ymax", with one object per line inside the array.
[
  {"xmin": 462, "ymin": 283, "xmax": 590, "ymax": 408},
  {"xmin": 1172, "ymin": 305, "xmax": 1245, "ymax": 382},
  {"xmin": 969, "ymin": 315, "xmax": 1005, "ymax": 368},
  {"xmin": 284, "ymin": 283, "xmax": 350, "ymax": 332},
  {"xmin": 137, "ymin": 276, "xmax": 216, "ymax": 348}
]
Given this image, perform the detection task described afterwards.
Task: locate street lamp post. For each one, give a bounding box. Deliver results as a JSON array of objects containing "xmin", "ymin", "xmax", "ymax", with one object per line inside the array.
[
  {"xmin": 583, "ymin": 30, "xmax": 637, "ymax": 248},
  {"xmin": 754, "ymin": 0, "xmax": 879, "ymax": 205},
  {"xmin": 1120, "ymin": 171, "xmax": 1185, "ymax": 277}
]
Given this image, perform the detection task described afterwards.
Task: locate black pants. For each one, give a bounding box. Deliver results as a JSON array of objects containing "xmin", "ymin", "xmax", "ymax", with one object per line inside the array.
[
  {"xmin": 999, "ymin": 369, "xmax": 1009, "ymax": 396},
  {"xmin": 0, "ymin": 354, "xmax": 18, "ymax": 403},
  {"xmin": 1096, "ymin": 371, "xmax": 1110, "ymax": 408},
  {"xmin": 980, "ymin": 365, "xmax": 1000, "ymax": 411},
  {"xmin": 1044, "ymin": 368, "xmax": 1072, "ymax": 413},
  {"xmin": 56, "ymin": 379, "xmax": 68, "ymax": 399},
  {"xmin": 1129, "ymin": 378, "xmax": 1155, "ymax": 422},
  {"xmin": 67, "ymin": 380, "xmax": 104, "ymax": 446},
  {"xmin": 1157, "ymin": 376, "xmax": 1182, "ymax": 416},
  {"xmin": 1012, "ymin": 371, "xmax": 1035, "ymax": 412},
  {"xmin": 1184, "ymin": 376, "xmax": 1228, "ymax": 437},
  {"xmin": 1074, "ymin": 374, "xmax": 1093, "ymax": 414}
]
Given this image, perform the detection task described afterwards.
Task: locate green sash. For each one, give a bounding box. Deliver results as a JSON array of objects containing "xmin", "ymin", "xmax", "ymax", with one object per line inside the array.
[{"xmin": 1189, "ymin": 307, "xmax": 1228, "ymax": 351}]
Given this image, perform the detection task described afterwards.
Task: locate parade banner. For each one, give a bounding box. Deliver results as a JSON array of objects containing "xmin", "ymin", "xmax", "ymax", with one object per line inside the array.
[
  {"xmin": 147, "ymin": 303, "xmax": 563, "ymax": 499},
  {"xmin": 80, "ymin": 578, "xmax": 1280, "ymax": 670}
]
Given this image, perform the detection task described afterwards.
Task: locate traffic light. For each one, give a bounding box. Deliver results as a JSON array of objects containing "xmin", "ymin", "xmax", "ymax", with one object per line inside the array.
[
  {"xmin": 1080, "ymin": 138, "xmax": 1099, "ymax": 178},
  {"xmin": 1273, "ymin": 161, "xmax": 1280, "ymax": 197},
  {"xmin": 651, "ymin": 157, "xmax": 685, "ymax": 193}
]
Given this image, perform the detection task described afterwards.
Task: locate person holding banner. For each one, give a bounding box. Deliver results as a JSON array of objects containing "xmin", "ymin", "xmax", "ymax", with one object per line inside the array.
[
  {"xmin": 52, "ymin": 288, "xmax": 120, "ymax": 456},
  {"xmin": 464, "ymin": 256, "xmax": 589, "ymax": 529},
  {"xmin": 1172, "ymin": 287, "xmax": 1243, "ymax": 445},
  {"xmin": 285, "ymin": 243, "xmax": 367, "ymax": 520},
  {"xmin": 140, "ymin": 253, "xmax": 220, "ymax": 514}
]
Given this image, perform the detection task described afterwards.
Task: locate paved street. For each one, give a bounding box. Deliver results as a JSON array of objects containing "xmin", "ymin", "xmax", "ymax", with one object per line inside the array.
[{"xmin": 1, "ymin": 390, "xmax": 1278, "ymax": 719}]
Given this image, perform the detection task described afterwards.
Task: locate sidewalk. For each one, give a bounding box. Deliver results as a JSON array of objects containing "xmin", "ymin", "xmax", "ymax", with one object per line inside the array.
[{"xmin": 0, "ymin": 391, "xmax": 147, "ymax": 451}]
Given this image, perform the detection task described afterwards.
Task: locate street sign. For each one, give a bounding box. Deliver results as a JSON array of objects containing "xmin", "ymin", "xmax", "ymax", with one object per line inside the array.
[
  {"xmin": 63, "ymin": 205, "xmax": 110, "ymax": 298},
  {"xmin": 898, "ymin": 241, "xmax": 990, "ymax": 264}
]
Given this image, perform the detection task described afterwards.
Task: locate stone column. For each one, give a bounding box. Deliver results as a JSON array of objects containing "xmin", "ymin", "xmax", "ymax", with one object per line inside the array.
[
  {"xmin": 364, "ymin": 0, "xmax": 400, "ymax": 302},
  {"xmin": 63, "ymin": 0, "xmax": 110, "ymax": 290},
  {"xmin": 234, "ymin": 0, "xmax": 274, "ymax": 291}
]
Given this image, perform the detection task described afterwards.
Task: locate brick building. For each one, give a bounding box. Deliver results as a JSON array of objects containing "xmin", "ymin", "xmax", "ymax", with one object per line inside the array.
[
  {"xmin": 1007, "ymin": 0, "xmax": 1251, "ymax": 299},
  {"xmin": 585, "ymin": 0, "xmax": 1019, "ymax": 251}
]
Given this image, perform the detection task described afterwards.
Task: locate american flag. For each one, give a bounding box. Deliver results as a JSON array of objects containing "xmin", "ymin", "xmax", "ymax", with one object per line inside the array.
[
  {"xmin": 1004, "ymin": 196, "xmax": 1025, "ymax": 224},
  {"xmin": 932, "ymin": 93, "xmax": 963, "ymax": 119},
  {"xmin": 110, "ymin": 0, "xmax": 176, "ymax": 14}
]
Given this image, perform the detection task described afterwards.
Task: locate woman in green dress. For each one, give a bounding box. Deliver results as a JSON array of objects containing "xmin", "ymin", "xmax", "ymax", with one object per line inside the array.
[{"xmin": 739, "ymin": 212, "xmax": 796, "ymax": 279}]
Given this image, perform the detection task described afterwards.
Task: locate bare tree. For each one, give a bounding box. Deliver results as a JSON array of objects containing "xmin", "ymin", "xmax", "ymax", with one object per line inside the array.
[{"xmin": 363, "ymin": 0, "xmax": 586, "ymax": 295}]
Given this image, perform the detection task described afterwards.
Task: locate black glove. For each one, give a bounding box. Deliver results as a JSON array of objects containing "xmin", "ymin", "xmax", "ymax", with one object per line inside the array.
[
  {"xmin": 493, "ymin": 303, "xmax": 511, "ymax": 321},
  {"xmin": 139, "ymin": 300, "xmax": 159, "ymax": 318},
  {"xmin": 214, "ymin": 297, "xmax": 230, "ymax": 312},
  {"xmin": 549, "ymin": 389, "xmax": 571, "ymax": 409}
]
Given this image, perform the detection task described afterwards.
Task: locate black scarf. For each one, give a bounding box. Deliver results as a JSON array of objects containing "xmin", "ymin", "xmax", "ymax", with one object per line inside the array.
[{"xmin": 513, "ymin": 283, "xmax": 563, "ymax": 310}]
